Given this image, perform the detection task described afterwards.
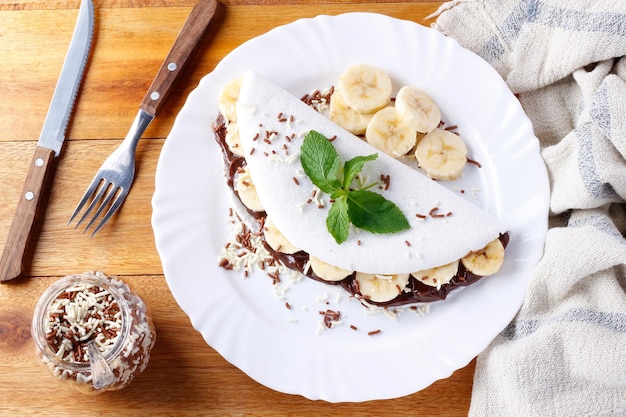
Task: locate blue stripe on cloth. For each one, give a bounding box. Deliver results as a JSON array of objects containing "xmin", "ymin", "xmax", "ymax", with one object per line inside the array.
[
  {"xmin": 502, "ymin": 308, "xmax": 626, "ymax": 340},
  {"xmin": 477, "ymin": 0, "xmax": 533, "ymax": 63},
  {"xmin": 568, "ymin": 213, "xmax": 626, "ymax": 242},
  {"xmin": 576, "ymin": 123, "xmax": 619, "ymax": 200},
  {"xmin": 535, "ymin": 3, "xmax": 626, "ymax": 35},
  {"xmin": 476, "ymin": 0, "xmax": 626, "ymax": 64},
  {"xmin": 590, "ymin": 79, "xmax": 612, "ymax": 139}
]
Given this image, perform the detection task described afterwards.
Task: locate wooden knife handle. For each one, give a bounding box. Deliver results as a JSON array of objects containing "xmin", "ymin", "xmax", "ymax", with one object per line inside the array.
[
  {"xmin": 0, "ymin": 146, "xmax": 56, "ymax": 283},
  {"xmin": 140, "ymin": 0, "xmax": 220, "ymax": 116}
]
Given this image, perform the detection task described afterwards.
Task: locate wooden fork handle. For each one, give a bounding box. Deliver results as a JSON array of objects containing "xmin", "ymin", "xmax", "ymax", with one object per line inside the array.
[
  {"xmin": 0, "ymin": 146, "xmax": 56, "ymax": 283},
  {"xmin": 140, "ymin": 0, "xmax": 220, "ymax": 116}
]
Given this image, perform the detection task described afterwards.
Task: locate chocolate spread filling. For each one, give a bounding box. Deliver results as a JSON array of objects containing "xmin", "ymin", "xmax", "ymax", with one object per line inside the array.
[{"xmin": 213, "ymin": 113, "xmax": 509, "ymax": 307}]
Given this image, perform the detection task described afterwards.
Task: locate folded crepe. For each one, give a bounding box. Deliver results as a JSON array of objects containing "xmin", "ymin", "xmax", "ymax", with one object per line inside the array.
[{"xmin": 235, "ymin": 70, "xmax": 507, "ymax": 275}]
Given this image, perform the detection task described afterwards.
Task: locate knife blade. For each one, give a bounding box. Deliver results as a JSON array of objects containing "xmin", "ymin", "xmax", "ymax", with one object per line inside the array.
[{"xmin": 0, "ymin": 0, "xmax": 95, "ymax": 283}]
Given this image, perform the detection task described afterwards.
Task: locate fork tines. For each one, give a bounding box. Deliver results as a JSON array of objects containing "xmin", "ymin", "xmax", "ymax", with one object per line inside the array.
[{"xmin": 68, "ymin": 176, "xmax": 128, "ymax": 236}]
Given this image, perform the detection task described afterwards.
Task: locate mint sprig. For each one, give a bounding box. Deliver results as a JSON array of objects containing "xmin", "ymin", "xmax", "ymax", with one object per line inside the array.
[{"xmin": 300, "ymin": 130, "xmax": 410, "ymax": 244}]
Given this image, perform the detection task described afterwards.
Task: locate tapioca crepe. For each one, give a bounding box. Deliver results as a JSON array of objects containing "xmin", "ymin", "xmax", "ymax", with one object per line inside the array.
[{"xmin": 235, "ymin": 70, "xmax": 507, "ymax": 275}]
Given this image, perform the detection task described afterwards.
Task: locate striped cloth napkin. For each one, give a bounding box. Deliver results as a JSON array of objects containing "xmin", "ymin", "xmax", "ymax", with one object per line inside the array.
[{"xmin": 431, "ymin": 1, "xmax": 626, "ymax": 416}]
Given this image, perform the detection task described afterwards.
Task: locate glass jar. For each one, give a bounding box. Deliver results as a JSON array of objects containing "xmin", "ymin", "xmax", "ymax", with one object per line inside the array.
[{"xmin": 31, "ymin": 271, "xmax": 156, "ymax": 394}]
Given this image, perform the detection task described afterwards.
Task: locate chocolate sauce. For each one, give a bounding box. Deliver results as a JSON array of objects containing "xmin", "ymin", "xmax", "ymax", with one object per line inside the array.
[
  {"xmin": 213, "ymin": 114, "xmax": 510, "ymax": 307},
  {"xmin": 214, "ymin": 114, "xmax": 265, "ymax": 221}
]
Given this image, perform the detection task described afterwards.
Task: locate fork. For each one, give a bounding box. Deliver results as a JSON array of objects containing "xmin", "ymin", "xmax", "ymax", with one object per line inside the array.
[{"xmin": 69, "ymin": 0, "xmax": 219, "ymax": 235}]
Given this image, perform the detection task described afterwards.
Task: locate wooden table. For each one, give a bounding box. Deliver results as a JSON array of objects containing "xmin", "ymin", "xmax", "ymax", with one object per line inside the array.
[{"xmin": 0, "ymin": 1, "xmax": 480, "ymax": 415}]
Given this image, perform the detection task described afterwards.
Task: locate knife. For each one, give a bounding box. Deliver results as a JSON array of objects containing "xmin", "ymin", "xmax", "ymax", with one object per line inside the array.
[{"xmin": 0, "ymin": 0, "xmax": 95, "ymax": 283}]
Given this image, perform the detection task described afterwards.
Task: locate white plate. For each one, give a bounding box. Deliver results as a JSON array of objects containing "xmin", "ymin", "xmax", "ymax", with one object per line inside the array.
[{"xmin": 152, "ymin": 13, "xmax": 549, "ymax": 402}]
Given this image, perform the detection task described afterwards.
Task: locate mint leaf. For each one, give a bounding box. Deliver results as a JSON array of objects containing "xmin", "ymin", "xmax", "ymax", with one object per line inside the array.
[
  {"xmin": 342, "ymin": 154, "xmax": 377, "ymax": 190},
  {"xmin": 326, "ymin": 195, "xmax": 350, "ymax": 244},
  {"xmin": 346, "ymin": 190, "xmax": 410, "ymax": 234},
  {"xmin": 300, "ymin": 131, "xmax": 341, "ymax": 194},
  {"xmin": 299, "ymin": 130, "xmax": 411, "ymax": 243}
]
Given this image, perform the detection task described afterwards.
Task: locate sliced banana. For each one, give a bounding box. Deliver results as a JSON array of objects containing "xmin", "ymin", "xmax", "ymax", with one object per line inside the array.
[
  {"xmin": 355, "ymin": 272, "xmax": 410, "ymax": 303},
  {"xmin": 415, "ymin": 128, "xmax": 467, "ymax": 180},
  {"xmin": 395, "ymin": 86, "xmax": 441, "ymax": 134},
  {"xmin": 338, "ymin": 64, "xmax": 392, "ymax": 114},
  {"xmin": 225, "ymin": 121, "xmax": 245, "ymax": 157},
  {"xmin": 365, "ymin": 106, "xmax": 417, "ymax": 158},
  {"xmin": 234, "ymin": 165, "xmax": 264, "ymax": 212},
  {"xmin": 263, "ymin": 216, "xmax": 300, "ymax": 254},
  {"xmin": 328, "ymin": 90, "xmax": 375, "ymax": 135},
  {"xmin": 461, "ymin": 238, "xmax": 505, "ymax": 276},
  {"xmin": 218, "ymin": 76, "xmax": 243, "ymax": 122},
  {"xmin": 309, "ymin": 255, "xmax": 353, "ymax": 282},
  {"xmin": 411, "ymin": 260, "xmax": 459, "ymax": 289}
]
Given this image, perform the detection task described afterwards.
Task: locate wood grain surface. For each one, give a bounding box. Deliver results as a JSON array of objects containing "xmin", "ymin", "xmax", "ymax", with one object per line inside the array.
[{"xmin": 0, "ymin": 1, "xmax": 479, "ymax": 415}]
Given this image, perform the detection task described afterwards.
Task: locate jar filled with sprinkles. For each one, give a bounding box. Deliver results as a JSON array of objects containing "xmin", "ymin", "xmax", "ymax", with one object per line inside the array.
[{"xmin": 31, "ymin": 271, "xmax": 156, "ymax": 394}]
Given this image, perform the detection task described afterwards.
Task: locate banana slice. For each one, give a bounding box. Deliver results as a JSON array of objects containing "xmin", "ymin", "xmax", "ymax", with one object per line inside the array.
[
  {"xmin": 234, "ymin": 165, "xmax": 264, "ymax": 212},
  {"xmin": 365, "ymin": 106, "xmax": 417, "ymax": 158},
  {"xmin": 338, "ymin": 64, "xmax": 392, "ymax": 113},
  {"xmin": 225, "ymin": 122, "xmax": 245, "ymax": 157},
  {"xmin": 218, "ymin": 76, "xmax": 243, "ymax": 122},
  {"xmin": 395, "ymin": 86, "xmax": 441, "ymax": 134},
  {"xmin": 415, "ymin": 128, "xmax": 467, "ymax": 180},
  {"xmin": 263, "ymin": 216, "xmax": 300, "ymax": 254},
  {"xmin": 411, "ymin": 260, "xmax": 459, "ymax": 289},
  {"xmin": 355, "ymin": 272, "xmax": 410, "ymax": 303},
  {"xmin": 461, "ymin": 238, "xmax": 505, "ymax": 276},
  {"xmin": 328, "ymin": 90, "xmax": 375, "ymax": 135},
  {"xmin": 309, "ymin": 255, "xmax": 353, "ymax": 282}
]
